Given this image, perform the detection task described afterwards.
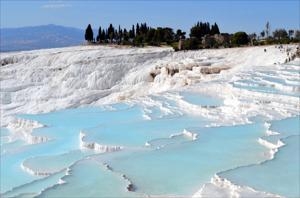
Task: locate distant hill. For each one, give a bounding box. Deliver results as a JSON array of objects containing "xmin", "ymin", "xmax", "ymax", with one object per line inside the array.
[{"xmin": 0, "ymin": 24, "xmax": 84, "ymax": 52}]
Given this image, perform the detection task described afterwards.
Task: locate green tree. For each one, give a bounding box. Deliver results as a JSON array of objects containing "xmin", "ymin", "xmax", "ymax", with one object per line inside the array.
[
  {"xmin": 123, "ymin": 28, "xmax": 129, "ymax": 42},
  {"xmin": 85, "ymin": 24, "xmax": 94, "ymax": 42},
  {"xmin": 265, "ymin": 21, "xmax": 270, "ymax": 38},
  {"xmin": 136, "ymin": 23, "xmax": 140, "ymax": 36},
  {"xmin": 134, "ymin": 35, "xmax": 144, "ymax": 46},
  {"xmin": 118, "ymin": 25, "xmax": 122, "ymax": 43},
  {"xmin": 190, "ymin": 21, "xmax": 213, "ymax": 39},
  {"xmin": 100, "ymin": 30, "xmax": 106, "ymax": 41},
  {"xmin": 146, "ymin": 28, "xmax": 156, "ymax": 43},
  {"xmin": 175, "ymin": 29, "xmax": 186, "ymax": 40},
  {"xmin": 273, "ymin": 29, "xmax": 288, "ymax": 40},
  {"xmin": 260, "ymin": 31, "xmax": 265, "ymax": 38},
  {"xmin": 184, "ymin": 38, "xmax": 199, "ymax": 50},
  {"xmin": 96, "ymin": 27, "xmax": 101, "ymax": 42},
  {"xmin": 129, "ymin": 25, "xmax": 135, "ymax": 39},
  {"xmin": 190, "ymin": 22, "xmax": 203, "ymax": 39},
  {"xmin": 163, "ymin": 27, "xmax": 175, "ymax": 44},
  {"xmin": 108, "ymin": 24, "xmax": 115, "ymax": 42},
  {"xmin": 231, "ymin": 32, "xmax": 249, "ymax": 46},
  {"xmin": 140, "ymin": 23, "xmax": 148, "ymax": 35},
  {"xmin": 105, "ymin": 29, "xmax": 109, "ymax": 40},
  {"xmin": 153, "ymin": 28, "xmax": 164, "ymax": 45},
  {"xmin": 210, "ymin": 23, "xmax": 220, "ymax": 35}
]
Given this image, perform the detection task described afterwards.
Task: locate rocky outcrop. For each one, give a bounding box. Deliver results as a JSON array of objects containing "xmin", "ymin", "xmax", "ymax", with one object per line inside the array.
[
  {"xmin": 6, "ymin": 117, "xmax": 49, "ymax": 144},
  {"xmin": 200, "ymin": 66, "xmax": 230, "ymax": 74},
  {"xmin": 79, "ymin": 131, "xmax": 122, "ymax": 153}
]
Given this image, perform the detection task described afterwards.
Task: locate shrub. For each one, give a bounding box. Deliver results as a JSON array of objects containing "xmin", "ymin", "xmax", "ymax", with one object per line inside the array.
[
  {"xmin": 184, "ymin": 38, "xmax": 200, "ymax": 50},
  {"xmin": 231, "ymin": 32, "xmax": 249, "ymax": 46}
]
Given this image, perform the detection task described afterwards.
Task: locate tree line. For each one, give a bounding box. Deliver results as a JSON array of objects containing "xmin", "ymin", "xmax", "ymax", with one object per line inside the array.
[
  {"xmin": 85, "ymin": 22, "xmax": 300, "ymax": 50},
  {"xmin": 85, "ymin": 22, "xmax": 186, "ymax": 47}
]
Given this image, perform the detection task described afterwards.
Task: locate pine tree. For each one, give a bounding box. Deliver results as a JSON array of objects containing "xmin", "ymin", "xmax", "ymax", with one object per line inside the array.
[
  {"xmin": 140, "ymin": 22, "xmax": 148, "ymax": 35},
  {"xmin": 114, "ymin": 29, "xmax": 118, "ymax": 42},
  {"xmin": 146, "ymin": 28, "xmax": 156, "ymax": 43},
  {"xmin": 108, "ymin": 24, "xmax": 115, "ymax": 42},
  {"xmin": 85, "ymin": 24, "xmax": 94, "ymax": 42},
  {"xmin": 105, "ymin": 29, "xmax": 109, "ymax": 40},
  {"xmin": 96, "ymin": 27, "xmax": 102, "ymax": 42},
  {"xmin": 260, "ymin": 31, "xmax": 265, "ymax": 38},
  {"xmin": 211, "ymin": 23, "xmax": 220, "ymax": 35},
  {"xmin": 136, "ymin": 23, "xmax": 140, "ymax": 36},
  {"xmin": 190, "ymin": 22, "xmax": 202, "ymax": 39},
  {"xmin": 205, "ymin": 22, "xmax": 210, "ymax": 35},
  {"xmin": 265, "ymin": 21, "xmax": 270, "ymax": 38},
  {"xmin": 273, "ymin": 29, "xmax": 288, "ymax": 40},
  {"xmin": 214, "ymin": 23, "xmax": 220, "ymax": 34},
  {"xmin": 130, "ymin": 25, "xmax": 135, "ymax": 38},
  {"xmin": 101, "ymin": 29, "xmax": 106, "ymax": 41},
  {"xmin": 118, "ymin": 25, "xmax": 122, "ymax": 43},
  {"xmin": 123, "ymin": 28, "xmax": 129, "ymax": 41}
]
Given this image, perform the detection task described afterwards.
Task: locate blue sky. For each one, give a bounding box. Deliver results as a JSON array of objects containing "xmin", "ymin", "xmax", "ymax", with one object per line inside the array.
[{"xmin": 1, "ymin": 0, "xmax": 299, "ymax": 34}]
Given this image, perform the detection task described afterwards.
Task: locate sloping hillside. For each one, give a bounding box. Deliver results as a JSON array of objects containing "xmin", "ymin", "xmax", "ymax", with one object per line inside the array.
[{"xmin": 0, "ymin": 24, "xmax": 84, "ymax": 52}]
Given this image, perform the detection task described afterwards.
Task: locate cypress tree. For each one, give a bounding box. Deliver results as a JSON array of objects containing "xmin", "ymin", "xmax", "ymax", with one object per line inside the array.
[
  {"xmin": 108, "ymin": 24, "xmax": 115, "ymax": 42},
  {"xmin": 101, "ymin": 29, "xmax": 106, "ymax": 41},
  {"xmin": 85, "ymin": 24, "xmax": 94, "ymax": 42},
  {"xmin": 206, "ymin": 22, "xmax": 210, "ymax": 35},
  {"xmin": 211, "ymin": 23, "xmax": 220, "ymax": 35},
  {"xmin": 130, "ymin": 25, "xmax": 135, "ymax": 38},
  {"xmin": 146, "ymin": 28, "xmax": 155, "ymax": 43},
  {"xmin": 105, "ymin": 29, "xmax": 109, "ymax": 41},
  {"xmin": 96, "ymin": 27, "xmax": 102, "ymax": 42},
  {"xmin": 123, "ymin": 28, "xmax": 129, "ymax": 41},
  {"xmin": 214, "ymin": 23, "xmax": 220, "ymax": 34},
  {"xmin": 136, "ymin": 23, "xmax": 140, "ymax": 36},
  {"xmin": 118, "ymin": 25, "xmax": 122, "ymax": 43},
  {"xmin": 114, "ymin": 29, "xmax": 118, "ymax": 41}
]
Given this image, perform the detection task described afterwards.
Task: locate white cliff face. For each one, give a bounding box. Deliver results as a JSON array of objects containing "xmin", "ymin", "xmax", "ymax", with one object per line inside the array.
[
  {"xmin": 1, "ymin": 45, "xmax": 297, "ymax": 127},
  {"xmin": 1, "ymin": 44, "xmax": 299, "ymax": 198},
  {"xmin": 0, "ymin": 46, "xmax": 172, "ymax": 126}
]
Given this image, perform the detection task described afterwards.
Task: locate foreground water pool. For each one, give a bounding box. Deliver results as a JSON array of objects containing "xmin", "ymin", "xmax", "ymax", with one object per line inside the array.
[
  {"xmin": 2, "ymin": 99, "xmax": 299, "ymax": 197},
  {"xmin": 219, "ymin": 116, "xmax": 300, "ymax": 197},
  {"xmin": 1, "ymin": 60, "xmax": 299, "ymax": 197}
]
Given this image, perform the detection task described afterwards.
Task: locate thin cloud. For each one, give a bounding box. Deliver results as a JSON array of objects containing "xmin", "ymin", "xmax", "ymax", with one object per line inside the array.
[{"xmin": 42, "ymin": 2, "xmax": 72, "ymax": 9}]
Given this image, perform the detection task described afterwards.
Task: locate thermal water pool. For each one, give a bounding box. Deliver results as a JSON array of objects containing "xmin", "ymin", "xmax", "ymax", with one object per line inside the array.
[
  {"xmin": 1, "ymin": 93, "xmax": 294, "ymax": 198},
  {"xmin": 219, "ymin": 116, "xmax": 300, "ymax": 197},
  {"xmin": 1, "ymin": 60, "xmax": 299, "ymax": 197}
]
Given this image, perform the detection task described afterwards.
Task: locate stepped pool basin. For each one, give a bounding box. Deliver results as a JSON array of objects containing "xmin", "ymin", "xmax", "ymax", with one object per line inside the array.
[{"xmin": 1, "ymin": 52, "xmax": 299, "ymax": 197}]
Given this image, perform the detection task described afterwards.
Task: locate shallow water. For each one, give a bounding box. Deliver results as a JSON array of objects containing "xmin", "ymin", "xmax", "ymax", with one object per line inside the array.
[
  {"xmin": 1, "ymin": 103, "xmax": 272, "ymax": 197},
  {"xmin": 219, "ymin": 117, "xmax": 300, "ymax": 197},
  {"xmin": 180, "ymin": 91, "xmax": 223, "ymax": 106},
  {"xmin": 1, "ymin": 61, "xmax": 299, "ymax": 197},
  {"xmin": 38, "ymin": 159, "xmax": 138, "ymax": 198},
  {"xmin": 104, "ymin": 123, "xmax": 268, "ymax": 196},
  {"xmin": 232, "ymin": 62, "xmax": 300, "ymax": 97}
]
